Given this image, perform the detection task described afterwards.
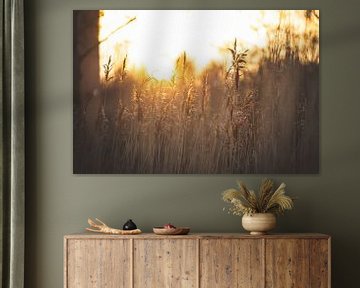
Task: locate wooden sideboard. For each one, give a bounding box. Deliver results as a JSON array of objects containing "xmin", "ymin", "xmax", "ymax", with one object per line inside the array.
[{"xmin": 64, "ymin": 233, "xmax": 330, "ymax": 288}]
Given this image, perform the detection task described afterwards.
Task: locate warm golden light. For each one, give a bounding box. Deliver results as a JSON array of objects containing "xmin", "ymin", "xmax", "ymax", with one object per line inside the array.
[{"xmin": 99, "ymin": 10, "xmax": 319, "ymax": 80}]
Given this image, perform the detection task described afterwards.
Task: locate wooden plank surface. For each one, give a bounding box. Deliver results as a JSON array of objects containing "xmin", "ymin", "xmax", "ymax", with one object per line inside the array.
[
  {"xmin": 310, "ymin": 239, "xmax": 330, "ymax": 288},
  {"xmin": 200, "ymin": 239, "xmax": 264, "ymax": 288},
  {"xmin": 64, "ymin": 238, "xmax": 68, "ymax": 288},
  {"xmin": 64, "ymin": 234, "xmax": 330, "ymax": 288},
  {"xmin": 265, "ymin": 239, "xmax": 310, "ymax": 288},
  {"xmin": 133, "ymin": 239, "xmax": 197, "ymax": 288},
  {"xmin": 65, "ymin": 232, "xmax": 330, "ymax": 240},
  {"xmin": 66, "ymin": 239, "xmax": 131, "ymax": 288}
]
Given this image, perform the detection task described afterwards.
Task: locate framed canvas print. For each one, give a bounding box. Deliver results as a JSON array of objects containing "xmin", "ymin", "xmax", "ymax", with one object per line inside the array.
[{"xmin": 73, "ymin": 10, "xmax": 319, "ymax": 174}]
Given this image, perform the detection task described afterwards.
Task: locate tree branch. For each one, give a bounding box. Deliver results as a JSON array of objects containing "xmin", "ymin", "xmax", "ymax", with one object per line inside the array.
[{"xmin": 79, "ymin": 16, "xmax": 136, "ymax": 62}]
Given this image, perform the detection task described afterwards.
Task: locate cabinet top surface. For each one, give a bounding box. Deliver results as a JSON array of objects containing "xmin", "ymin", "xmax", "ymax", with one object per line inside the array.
[{"xmin": 64, "ymin": 232, "xmax": 330, "ymax": 240}]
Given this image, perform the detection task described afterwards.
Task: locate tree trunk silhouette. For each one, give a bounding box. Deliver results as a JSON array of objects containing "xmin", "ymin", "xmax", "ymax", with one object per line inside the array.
[{"xmin": 73, "ymin": 10, "xmax": 100, "ymax": 173}]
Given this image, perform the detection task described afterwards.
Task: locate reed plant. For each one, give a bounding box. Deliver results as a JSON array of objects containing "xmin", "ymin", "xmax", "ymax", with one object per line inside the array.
[{"xmin": 74, "ymin": 11, "xmax": 319, "ymax": 173}]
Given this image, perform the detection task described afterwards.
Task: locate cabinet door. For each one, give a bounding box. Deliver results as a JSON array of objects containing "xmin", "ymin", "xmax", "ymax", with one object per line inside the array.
[
  {"xmin": 66, "ymin": 239, "xmax": 131, "ymax": 288},
  {"xmin": 309, "ymin": 239, "xmax": 330, "ymax": 288},
  {"xmin": 266, "ymin": 239, "xmax": 310, "ymax": 288},
  {"xmin": 134, "ymin": 239, "xmax": 198, "ymax": 288},
  {"xmin": 200, "ymin": 239, "xmax": 264, "ymax": 288}
]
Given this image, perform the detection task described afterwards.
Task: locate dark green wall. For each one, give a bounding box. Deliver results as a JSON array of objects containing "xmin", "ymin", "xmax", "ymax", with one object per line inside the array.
[{"xmin": 24, "ymin": 0, "xmax": 360, "ymax": 287}]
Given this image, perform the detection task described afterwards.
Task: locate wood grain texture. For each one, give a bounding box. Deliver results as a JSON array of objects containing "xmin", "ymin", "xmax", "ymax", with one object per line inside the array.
[
  {"xmin": 265, "ymin": 239, "xmax": 310, "ymax": 288},
  {"xmin": 64, "ymin": 239, "xmax": 68, "ymax": 288},
  {"xmin": 65, "ymin": 233, "xmax": 330, "ymax": 240},
  {"xmin": 66, "ymin": 239, "xmax": 131, "ymax": 288},
  {"xmin": 133, "ymin": 239, "xmax": 197, "ymax": 288},
  {"xmin": 64, "ymin": 234, "xmax": 330, "ymax": 288},
  {"xmin": 200, "ymin": 239, "xmax": 264, "ymax": 288},
  {"xmin": 310, "ymin": 239, "xmax": 330, "ymax": 288}
]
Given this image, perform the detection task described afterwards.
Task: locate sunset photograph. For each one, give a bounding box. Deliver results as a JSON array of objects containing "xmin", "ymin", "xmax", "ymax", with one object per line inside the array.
[{"xmin": 73, "ymin": 10, "xmax": 320, "ymax": 174}]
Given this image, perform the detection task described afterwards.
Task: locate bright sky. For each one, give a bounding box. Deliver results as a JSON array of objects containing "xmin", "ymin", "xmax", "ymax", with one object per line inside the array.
[{"xmin": 99, "ymin": 10, "xmax": 311, "ymax": 80}]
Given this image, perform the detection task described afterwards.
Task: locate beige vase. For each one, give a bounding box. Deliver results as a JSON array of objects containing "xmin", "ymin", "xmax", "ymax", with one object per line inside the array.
[{"xmin": 242, "ymin": 213, "xmax": 276, "ymax": 235}]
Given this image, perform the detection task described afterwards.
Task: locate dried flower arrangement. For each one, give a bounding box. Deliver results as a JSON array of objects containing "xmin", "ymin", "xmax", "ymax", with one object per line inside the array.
[{"xmin": 222, "ymin": 179, "xmax": 294, "ymax": 216}]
